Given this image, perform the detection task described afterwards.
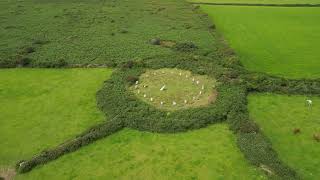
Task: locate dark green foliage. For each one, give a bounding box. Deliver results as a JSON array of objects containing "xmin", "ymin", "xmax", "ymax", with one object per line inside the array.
[
  {"xmin": 37, "ymin": 59, "xmax": 68, "ymax": 68},
  {"xmin": 0, "ymin": 177, "xmax": 4, "ymax": 180},
  {"xmin": 23, "ymin": 47, "xmax": 35, "ymax": 54},
  {"xmin": 172, "ymin": 42, "xmax": 198, "ymax": 52},
  {"xmin": 16, "ymin": 57, "xmax": 31, "ymax": 67}
]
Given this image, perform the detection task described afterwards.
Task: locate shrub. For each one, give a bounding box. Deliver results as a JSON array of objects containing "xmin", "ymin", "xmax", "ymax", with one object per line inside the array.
[
  {"xmin": 121, "ymin": 60, "xmax": 135, "ymax": 69},
  {"xmin": 23, "ymin": 47, "xmax": 35, "ymax": 54},
  {"xmin": 38, "ymin": 59, "xmax": 68, "ymax": 68},
  {"xmin": 150, "ymin": 38, "xmax": 161, "ymax": 45},
  {"xmin": 16, "ymin": 57, "xmax": 31, "ymax": 66},
  {"xmin": 0, "ymin": 58, "xmax": 16, "ymax": 68},
  {"xmin": 172, "ymin": 42, "xmax": 197, "ymax": 52},
  {"xmin": 293, "ymin": 128, "xmax": 301, "ymax": 134}
]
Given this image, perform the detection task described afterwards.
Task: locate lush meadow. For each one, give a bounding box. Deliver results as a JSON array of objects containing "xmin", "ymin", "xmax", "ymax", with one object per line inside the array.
[
  {"xmin": 17, "ymin": 124, "xmax": 265, "ymax": 180},
  {"xmin": 0, "ymin": 68, "xmax": 112, "ymax": 167},
  {"xmin": 248, "ymin": 94, "xmax": 320, "ymax": 179},
  {"xmin": 200, "ymin": 5, "xmax": 320, "ymax": 79}
]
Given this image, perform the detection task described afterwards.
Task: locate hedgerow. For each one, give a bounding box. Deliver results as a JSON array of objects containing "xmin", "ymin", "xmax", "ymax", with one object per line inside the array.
[{"xmin": 10, "ymin": 0, "xmax": 320, "ymax": 179}]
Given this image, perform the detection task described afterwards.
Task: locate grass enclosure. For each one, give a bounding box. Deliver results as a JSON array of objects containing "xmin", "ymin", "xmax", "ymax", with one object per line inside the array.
[
  {"xmin": 130, "ymin": 68, "xmax": 218, "ymax": 111},
  {"xmin": 0, "ymin": 68, "xmax": 112, "ymax": 167},
  {"xmin": 249, "ymin": 94, "xmax": 320, "ymax": 179},
  {"xmin": 17, "ymin": 124, "xmax": 265, "ymax": 180},
  {"xmin": 200, "ymin": 5, "xmax": 320, "ymax": 79}
]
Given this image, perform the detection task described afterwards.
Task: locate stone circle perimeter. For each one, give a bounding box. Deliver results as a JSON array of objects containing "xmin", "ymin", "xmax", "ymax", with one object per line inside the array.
[{"xmin": 130, "ymin": 68, "xmax": 218, "ymax": 111}]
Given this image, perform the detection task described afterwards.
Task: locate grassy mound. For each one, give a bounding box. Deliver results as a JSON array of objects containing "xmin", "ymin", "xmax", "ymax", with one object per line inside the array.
[
  {"xmin": 130, "ymin": 68, "xmax": 218, "ymax": 111},
  {"xmin": 0, "ymin": 69, "xmax": 112, "ymax": 167},
  {"xmin": 249, "ymin": 94, "xmax": 320, "ymax": 179}
]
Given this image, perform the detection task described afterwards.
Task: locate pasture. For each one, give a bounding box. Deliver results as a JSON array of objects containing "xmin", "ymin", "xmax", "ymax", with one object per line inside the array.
[
  {"xmin": 0, "ymin": 69, "xmax": 111, "ymax": 167},
  {"xmin": 17, "ymin": 125, "xmax": 265, "ymax": 180},
  {"xmin": 248, "ymin": 94, "xmax": 320, "ymax": 179},
  {"xmin": 200, "ymin": 5, "xmax": 320, "ymax": 79}
]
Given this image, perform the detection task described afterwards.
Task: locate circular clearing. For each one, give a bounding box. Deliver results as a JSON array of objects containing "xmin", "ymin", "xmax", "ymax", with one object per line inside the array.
[{"xmin": 130, "ymin": 68, "xmax": 218, "ymax": 111}]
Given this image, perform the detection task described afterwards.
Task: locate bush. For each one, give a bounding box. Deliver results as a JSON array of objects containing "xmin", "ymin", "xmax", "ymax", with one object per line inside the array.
[
  {"xmin": 172, "ymin": 42, "xmax": 197, "ymax": 52},
  {"xmin": 149, "ymin": 38, "xmax": 161, "ymax": 45},
  {"xmin": 38, "ymin": 59, "xmax": 68, "ymax": 68},
  {"xmin": 23, "ymin": 47, "xmax": 35, "ymax": 54},
  {"xmin": 16, "ymin": 57, "xmax": 31, "ymax": 66}
]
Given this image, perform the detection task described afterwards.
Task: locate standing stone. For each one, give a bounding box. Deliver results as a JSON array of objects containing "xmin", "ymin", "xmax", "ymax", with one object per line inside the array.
[
  {"xmin": 196, "ymin": 81, "xmax": 200, "ymax": 85},
  {"xmin": 135, "ymin": 81, "xmax": 139, "ymax": 85},
  {"xmin": 199, "ymin": 91, "xmax": 202, "ymax": 95},
  {"xmin": 143, "ymin": 94, "xmax": 147, "ymax": 98},
  {"xmin": 172, "ymin": 101, "xmax": 177, "ymax": 106},
  {"xmin": 201, "ymin": 85, "xmax": 204, "ymax": 90},
  {"xmin": 150, "ymin": 97, "xmax": 153, "ymax": 102},
  {"xmin": 184, "ymin": 100, "xmax": 187, "ymax": 104}
]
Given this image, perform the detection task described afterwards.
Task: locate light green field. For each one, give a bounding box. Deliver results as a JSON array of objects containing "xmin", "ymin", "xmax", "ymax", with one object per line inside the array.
[
  {"xmin": 189, "ymin": 0, "xmax": 320, "ymax": 4},
  {"xmin": 248, "ymin": 94, "xmax": 320, "ymax": 179},
  {"xmin": 17, "ymin": 124, "xmax": 265, "ymax": 179},
  {"xmin": 200, "ymin": 5, "xmax": 320, "ymax": 79},
  {"xmin": 0, "ymin": 68, "xmax": 112, "ymax": 167},
  {"xmin": 131, "ymin": 68, "xmax": 218, "ymax": 111}
]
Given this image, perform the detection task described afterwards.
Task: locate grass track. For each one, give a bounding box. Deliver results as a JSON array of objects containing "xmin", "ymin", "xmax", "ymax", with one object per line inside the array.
[
  {"xmin": 200, "ymin": 5, "xmax": 320, "ymax": 79},
  {"xmin": 0, "ymin": 68, "xmax": 112, "ymax": 167},
  {"xmin": 17, "ymin": 124, "xmax": 266, "ymax": 179},
  {"xmin": 248, "ymin": 94, "xmax": 320, "ymax": 179}
]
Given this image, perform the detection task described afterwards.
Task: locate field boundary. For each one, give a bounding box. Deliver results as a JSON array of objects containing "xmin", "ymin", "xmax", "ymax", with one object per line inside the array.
[{"xmin": 191, "ymin": 2, "xmax": 320, "ymax": 7}]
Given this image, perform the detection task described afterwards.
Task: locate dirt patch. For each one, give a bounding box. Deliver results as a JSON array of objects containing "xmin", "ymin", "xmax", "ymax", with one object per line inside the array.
[
  {"xmin": 0, "ymin": 168, "xmax": 16, "ymax": 180},
  {"xmin": 160, "ymin": 40, "xmax": 176, "ymax": 48},
  {"xmin": 208, "ymin": 90, "xmax": 218, "ymax": 104}
]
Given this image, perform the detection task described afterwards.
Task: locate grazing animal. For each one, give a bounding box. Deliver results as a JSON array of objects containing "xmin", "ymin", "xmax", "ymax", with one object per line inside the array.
[
  {"xmin": 306, "ymin": 99, "xmax": 312, "ymax": 107},
  {"xmin": 293, "ymin": 128, "xmax": 301, "ymax": 134}
]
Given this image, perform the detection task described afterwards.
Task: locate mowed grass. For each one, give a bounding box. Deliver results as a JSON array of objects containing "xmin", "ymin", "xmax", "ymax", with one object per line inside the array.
[
  {"xmin": 189, "ymin": 0, "xmax": 320, "ymax": 4},
  {"xmin": 200, "ymin": 5, "xmax": 320, "ymax": 79},
  {"xmin": 17, "ymin": 124, "xmax": 265, "ymax": 179},
  {"xmin": 248, "ymin": 94, "xmax": 320, "ymax": 179},
  {"xmin": 0, "ymin": 68, "xmax": 112, "ymax": 167},
  {"xmin": 131, "ymin": 68, "xmax": 218, "ymax": 111}
]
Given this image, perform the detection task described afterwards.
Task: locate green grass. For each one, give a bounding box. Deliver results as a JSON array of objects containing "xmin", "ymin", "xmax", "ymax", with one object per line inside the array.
[
  {"xmin": 17, "ymin": 124, "xmax": 265, "ymax": 179},
  {"xmin": 0, "ymin": 0, "xmax": 215, "ymax": 66},
  {"xmin": 248, "ymin": 94, "xmax": 320, "ymax": 179},
  {"xmin": 130, "ymin": 68, "xmax": 218, "ymax": 111},
  {"xmin": 200, "ymin": 5, "xmax": 320, "ymax": 79},
  {"xmin": 0, "ymin": 68, "xmax": 112, "ymax": 167},
  {"xmin": 189, "ymin": 0, "xmax": 320, "ymax": 4}
]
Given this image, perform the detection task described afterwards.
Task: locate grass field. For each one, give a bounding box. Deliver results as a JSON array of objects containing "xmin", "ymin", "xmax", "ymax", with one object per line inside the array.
[
  {"xmin": 189, "ymin": 0, "xmax": 320, "ymax": 4},
  {"xmin": 17, "ymin": 124, "xmax": 265, "ymax": 179},
  {"xmin": 0, "ymin": 68, "xmax": 112, "ymax": 167},
  {"xmin": 131, "ymin": 68, "xmax": 218, "ymax": 111},
  {"xmin": 0, "ymin": 0, "xmax": 216, "ymax": 66},
  {"xmin": 248, "ymin": 94, "xmax": 320, "ymax": 179},
  {"xmin": 200, "ymin": 5, "xmax": 320, "ymax": 79}
]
